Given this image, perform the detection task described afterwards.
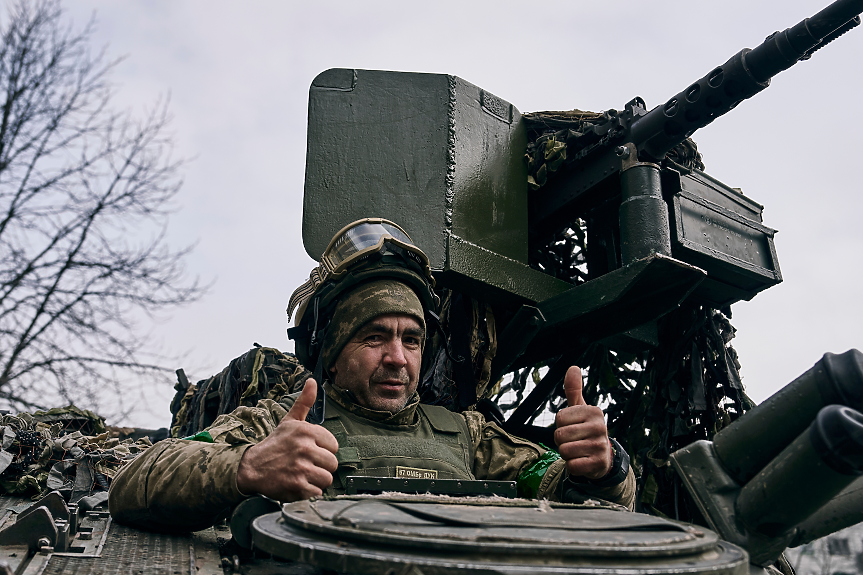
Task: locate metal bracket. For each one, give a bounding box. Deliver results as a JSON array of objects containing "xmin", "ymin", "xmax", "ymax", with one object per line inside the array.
[
  {"xmin": 18, "ymin": 491, "xmax": 68, "ymax": 524},
  {"xmin": 516, "ymin": 253, "xmax": 706, "ymax": 367},
  {"xmin": 0, "ymin": 506, "xmax": 57, "ymax": 552}
]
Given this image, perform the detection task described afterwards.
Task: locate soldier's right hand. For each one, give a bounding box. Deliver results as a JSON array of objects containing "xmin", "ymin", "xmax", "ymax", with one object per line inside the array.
[{"xmin": 236, "ymin": 378, "xmax": 339, "ymax": 501}]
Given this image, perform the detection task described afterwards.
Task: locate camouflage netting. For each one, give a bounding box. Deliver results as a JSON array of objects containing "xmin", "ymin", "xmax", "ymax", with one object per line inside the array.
[
  {"xmin": 502, "ymin": 109, "xmax": 752, "ymax": 521},
  {"xmin": 0, "ymin": 405, "xmax": 152, "ymax": 501},
  {"xmin": 522, "ymin": 109, "xmax": 705, "ymax": 192},
  {"xmin": 419, "ymin": 290, "xmax": 497, "ymax": 411},
  {"xmin": 594, "ymin": 305, "xmax": 753, "ymax": 520},
  {"xmin": 484, "ymin": 299, "xmax": 752, "ymax": 522},
  {"xmin": 522, "ymin": 109, "xmax": 704, "ymax": 288},
  {"xmin": 170, "ymin": 345, "xmax": 311, "ymax": 438}
]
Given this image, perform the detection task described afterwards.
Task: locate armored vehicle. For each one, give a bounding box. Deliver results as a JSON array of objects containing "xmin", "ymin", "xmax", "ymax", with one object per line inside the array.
[{"xmin": 1, "ymin": 0, "xmax": 863, "ymax": 573}]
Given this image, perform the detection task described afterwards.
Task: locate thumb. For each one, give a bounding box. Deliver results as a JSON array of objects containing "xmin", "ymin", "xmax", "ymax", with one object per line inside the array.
[
  {"xmin": 564, "ymin": 366, "xmax": 586, "ymax": 406},
  {"xmin": 286, "ymin": 378, "xmax": 318, "ymax": 421}
]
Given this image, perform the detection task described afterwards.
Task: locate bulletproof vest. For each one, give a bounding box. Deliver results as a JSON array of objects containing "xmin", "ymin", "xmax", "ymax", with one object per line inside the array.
[{"xmin": 322, "ymin": 399, "xmax": 475, "ymax": 494}]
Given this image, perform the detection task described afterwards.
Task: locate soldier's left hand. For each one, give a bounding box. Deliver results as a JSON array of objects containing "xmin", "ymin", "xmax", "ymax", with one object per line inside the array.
[{"xmin": 554, "ymin": 366, "xmax": 613, "ymax": 480}]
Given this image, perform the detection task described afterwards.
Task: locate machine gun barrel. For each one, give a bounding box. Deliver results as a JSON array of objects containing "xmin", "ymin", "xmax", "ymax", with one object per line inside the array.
[
  {"xmin": 633, "ymin": 0, "xmax": 863, "ymax": 160},
  {"xmin": 528, "ymin": 0, "xmax": 863, "ymax": 248}
]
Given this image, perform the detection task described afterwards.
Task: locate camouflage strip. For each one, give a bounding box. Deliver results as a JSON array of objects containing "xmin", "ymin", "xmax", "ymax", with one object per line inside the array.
[
  {"xmin": 287, "ymin": 266, "xmax": 325, "ymax": 323},
  {"xmin": 471, "ymin": 299, "xmax": 498, "ymax": 401}
]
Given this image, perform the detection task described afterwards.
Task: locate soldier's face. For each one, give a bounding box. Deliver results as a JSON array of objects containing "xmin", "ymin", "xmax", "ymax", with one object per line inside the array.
[{"xmin": 330, "ymin": 313, "xmax": 424, "ymax": 412}]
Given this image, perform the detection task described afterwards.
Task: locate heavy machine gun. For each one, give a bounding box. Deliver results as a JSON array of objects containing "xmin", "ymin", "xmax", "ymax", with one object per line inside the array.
[
  {"xmin": 302, "ymin": 0, "xmax": 863, "ymax": 434},
  {"xmin": 525, "ymin": 0, "xmax": 863, "ymax": 314},
  {"xmin": 530, "ymin": 0, "xmax": 863, "ymax": 243}
]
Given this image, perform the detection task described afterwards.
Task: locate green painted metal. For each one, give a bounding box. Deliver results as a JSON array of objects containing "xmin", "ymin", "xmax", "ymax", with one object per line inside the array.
[
  {"xmin": 303, "ymin": 69, "xmax": 530, "ymax": 295},
  {"xmin": 251, "ymin": 497, "xmax": 750, "ymax": 574},
  {"xmin": 670, "ymin": 351, "xmax": 863, "ymax": 566},
  {"xmin": 668, "ymin": 169, "xmax": 782, "ymax": 308},
  {"xmin": 712, "ymin": 350, "xmax": 863, "ymax": 485},
  {"xmin": 619, "ymin": 161, "xmax": 671, "ymax": 265},
  {"xmin": 735, "ymin": 407, "xmax": 862, "ymax": 539},
  {"xmin": 517, "ymin": 254, "xmax": 706, "ymax": 368},
  {"xmin": 437, "ymin": 233, "xmax": 570, "ymax": 304},
  {"xmin": 790, "ymin": 476, "xmax": 863, "ymax": 546},
  {"xmin": 669, "ymin": 440, "xmax": 791, "ymax": 567}
]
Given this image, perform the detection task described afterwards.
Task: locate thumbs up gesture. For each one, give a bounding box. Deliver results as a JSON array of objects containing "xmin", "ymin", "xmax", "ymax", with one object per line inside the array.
[
  {"xmin": 236, "ymin": 379, "xmax": 339, "ymax": 501},
  {"xmin": 554, "ymin": 366, "xmax": 613, "ymax": 480}
]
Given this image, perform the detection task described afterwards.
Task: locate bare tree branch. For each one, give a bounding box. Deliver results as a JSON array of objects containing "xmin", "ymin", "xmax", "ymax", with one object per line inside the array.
[{"xmin": 0, "ymin": 0, "xmax": 204, "ymax": 418}]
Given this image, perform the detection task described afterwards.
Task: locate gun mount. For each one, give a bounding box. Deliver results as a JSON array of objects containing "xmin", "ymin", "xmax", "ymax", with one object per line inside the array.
[{"xmin": 525, "ymin": 0, "xmax": 862, "ymax": 309}]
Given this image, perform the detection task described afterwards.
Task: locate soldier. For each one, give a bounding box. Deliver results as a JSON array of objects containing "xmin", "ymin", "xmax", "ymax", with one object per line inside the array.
[{"xmin": 109, "ymin": 219, "xmax": 635, "ymax": 532}]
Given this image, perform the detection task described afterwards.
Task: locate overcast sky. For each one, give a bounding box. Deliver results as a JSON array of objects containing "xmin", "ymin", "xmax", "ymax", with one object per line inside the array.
[{"xmin": 60, "ymin": 0, "xmax": 863, "ymax": 428}]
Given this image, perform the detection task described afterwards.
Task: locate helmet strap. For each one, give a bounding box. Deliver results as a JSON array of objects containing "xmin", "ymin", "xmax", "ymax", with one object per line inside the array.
[
  {"xmin": 305, "ymin": 352, "xmax": 327, "ymax": 425},
  {"xmin": 287, "ymin": 295, "xmax": 332, "ymax": 377},
  {"xmin": 309, "ymin": 298, "xmax": 321, "ymax": 348}
]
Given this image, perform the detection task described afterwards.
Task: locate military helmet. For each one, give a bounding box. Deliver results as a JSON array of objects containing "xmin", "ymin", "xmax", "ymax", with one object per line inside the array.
[{"xmin": 287, "ymin": 218, "xmax": 439, "ymax": 373}]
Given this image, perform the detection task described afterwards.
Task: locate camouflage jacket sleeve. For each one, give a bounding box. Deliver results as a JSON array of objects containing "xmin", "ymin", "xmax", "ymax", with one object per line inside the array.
[
  {"xmin": 109, "ymin": 397, "xmax": 295, "ymax": 532},
  {"xmin": 461, "ymin": 411, "xmax": 636, "ymax": 510}
]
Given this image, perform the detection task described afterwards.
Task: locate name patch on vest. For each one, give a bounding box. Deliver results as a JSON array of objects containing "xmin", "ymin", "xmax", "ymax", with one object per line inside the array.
[{"xmin": 396, "ymin": 466, "xmax": 438, "ymax": 480}]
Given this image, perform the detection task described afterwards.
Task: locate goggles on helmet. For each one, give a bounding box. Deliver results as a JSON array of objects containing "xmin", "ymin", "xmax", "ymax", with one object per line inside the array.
[{"xmin": 287, "ymin": 218, "xmax": 435, "ymax": 323}]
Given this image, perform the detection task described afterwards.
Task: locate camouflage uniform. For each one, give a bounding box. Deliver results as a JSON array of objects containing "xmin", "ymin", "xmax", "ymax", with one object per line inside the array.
[
  {"xmin": 112, "ymin": 272, "xmax": 634, "ymax": 532},
  {"xmin": 109, "ymin": 380, "xmax": 635, "ymax": 532}
]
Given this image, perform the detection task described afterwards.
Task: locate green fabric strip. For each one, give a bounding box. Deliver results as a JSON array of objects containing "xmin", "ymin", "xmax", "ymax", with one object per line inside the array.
[
  {"xmin": 517, "ymin": 444, "xmax": 561, "ymax": 499},
  {"xmin": 182, "ymin": 430, "xmax": 214, "ymax": 443}
]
